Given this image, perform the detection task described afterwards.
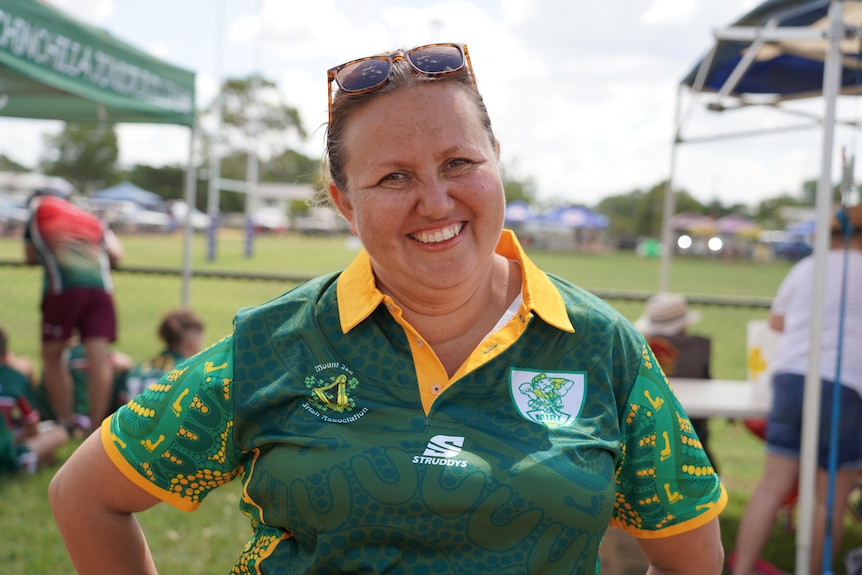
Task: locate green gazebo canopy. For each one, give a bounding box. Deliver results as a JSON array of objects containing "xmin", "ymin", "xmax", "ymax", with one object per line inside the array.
[{"xmin": 0, "ymin": 0, "xmax": 195, "ymax": 126}]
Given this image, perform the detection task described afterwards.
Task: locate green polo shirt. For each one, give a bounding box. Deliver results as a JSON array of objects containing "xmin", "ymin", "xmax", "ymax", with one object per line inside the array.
[{"xmin": 104, "ymin": 230, "xmax": 725, "ymax": 574}]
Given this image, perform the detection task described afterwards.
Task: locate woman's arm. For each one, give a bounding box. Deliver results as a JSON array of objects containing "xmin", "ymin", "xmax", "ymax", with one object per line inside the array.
[
  {"xmin": 636, "ymin": 517, "xmax": 725, "ymax": 575},
  {"xmin": 103, "ymin": 228, "xmax": 124, "ymax": 268},
  {"xmin": 49, "ymin": 431, "xmax": 162, "ymax": 574},
  {"xmin": 767, "ymin": 310, "xmax": 784, "ymax": 333}
]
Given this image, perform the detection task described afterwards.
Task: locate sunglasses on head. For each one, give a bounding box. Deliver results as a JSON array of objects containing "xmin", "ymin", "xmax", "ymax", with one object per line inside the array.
[{"xmin": 327, "ymin": 42, "xmax": 476, "ymax": 124}]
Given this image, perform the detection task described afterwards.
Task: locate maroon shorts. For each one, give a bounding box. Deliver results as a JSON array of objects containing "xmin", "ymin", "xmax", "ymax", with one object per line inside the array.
[{"xmin": 41, "ymin": 288, "xmax": 117, "ymax": 343}]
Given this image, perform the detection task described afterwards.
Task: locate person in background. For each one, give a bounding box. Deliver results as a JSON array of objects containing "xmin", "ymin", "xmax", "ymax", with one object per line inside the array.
[
  {"xmin": 30, "ymin": 337, "xmax": 134, "ymax": 431},
  {"xmin": 23, "ymin": 187, "xmax": 123, "ymax": 435},
  {"xmin": 731, "ymin": 204, "xmax": 862, "ymax": 575},
  {"xmin": 49, "ymin": 42, "xmax": 725, "ymax": 574},
  {"xmin": 0, "ymin": 325, "xmax": 69, "ymax": 474},
  {"xmin": 635, "ymin": 291, "xmax": 718, "ymax": 470},
  {"xmin": 118, "ymin": 309, "xmax": 205, "ymax": 404},
  {"xmin": 67, "ymin": 341, "xmax": 134, "ymax": 426}
]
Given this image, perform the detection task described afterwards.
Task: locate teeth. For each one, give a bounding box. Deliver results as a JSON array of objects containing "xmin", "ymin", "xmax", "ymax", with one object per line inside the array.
[{"xmin": 411, "ymin": 223, "xmax": 463, "ymax": 244}]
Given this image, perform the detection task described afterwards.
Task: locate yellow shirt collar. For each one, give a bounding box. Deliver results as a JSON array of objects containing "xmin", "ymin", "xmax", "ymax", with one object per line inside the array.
[{"xmin": 336, "ymin": 229, "xmax": 574, "ymax": 334}]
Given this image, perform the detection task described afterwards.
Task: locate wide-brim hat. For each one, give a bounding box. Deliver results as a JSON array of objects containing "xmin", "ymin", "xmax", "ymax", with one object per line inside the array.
[{"xmin": 634, "ymin": 292, "xmax": 701, "ymax": 337}]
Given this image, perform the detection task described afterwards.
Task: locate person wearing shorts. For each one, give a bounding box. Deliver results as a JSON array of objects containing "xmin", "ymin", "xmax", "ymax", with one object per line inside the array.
[
  {"xmin": 732, "ymin": 205, "xmax": 862, "ymax": 575},
  {"xmin": 767, "ymin": 372, "xmax": 862, "ymax": 467},
  {"xmin": 24, "ymin": 188, "xmax": 124, "ymax": 434}
]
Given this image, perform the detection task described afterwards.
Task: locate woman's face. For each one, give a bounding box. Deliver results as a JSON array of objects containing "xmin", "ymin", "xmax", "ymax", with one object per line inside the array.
[{"xmin": 329, "ymin": 82, "xmax": 505, "ymax": 297}]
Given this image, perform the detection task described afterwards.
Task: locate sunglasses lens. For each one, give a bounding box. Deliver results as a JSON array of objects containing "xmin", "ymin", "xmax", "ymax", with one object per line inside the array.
[
  {"xmin": 335, "ymin": 57, "xmax": 392, "ymax": 93},
  {"xmin": 408, "ymin": 44, "xmax": 464, "ymax": 74}
]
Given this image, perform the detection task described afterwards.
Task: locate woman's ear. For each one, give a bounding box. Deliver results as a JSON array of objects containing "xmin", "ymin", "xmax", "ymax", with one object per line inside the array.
[{"xmin": 329, "ymin": 180, "xmax": 357, "ymax": 235}]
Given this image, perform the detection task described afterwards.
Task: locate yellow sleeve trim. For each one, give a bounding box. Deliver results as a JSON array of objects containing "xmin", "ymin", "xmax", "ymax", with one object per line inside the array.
[
  {"xmin": 609, "ymin": 483, "xmax": 728, "ymax": 539},
  {"xmin": 100, "ymin": 416, "xmax": 201, "ymax": 513}
]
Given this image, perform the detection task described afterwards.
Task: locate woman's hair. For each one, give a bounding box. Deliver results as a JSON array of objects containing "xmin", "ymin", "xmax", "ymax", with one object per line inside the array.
[
  {"xmin": 158, "ymin": 309, "xmax": 204, "ymax": 349},
  {"xmin": 324, "ymin": 52, "xmax": 498, "ymax": 193}
]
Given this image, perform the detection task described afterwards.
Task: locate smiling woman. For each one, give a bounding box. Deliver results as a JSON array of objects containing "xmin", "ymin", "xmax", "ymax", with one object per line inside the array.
[{"xmin": 49, "ymin": 41, "xmax": 726, "ymax": 575}]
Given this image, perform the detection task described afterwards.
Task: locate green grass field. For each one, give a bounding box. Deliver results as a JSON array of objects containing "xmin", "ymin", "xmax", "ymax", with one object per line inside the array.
[{"xmin": 0, "ymin": 231, "xmax": 856, "ymax": 574}]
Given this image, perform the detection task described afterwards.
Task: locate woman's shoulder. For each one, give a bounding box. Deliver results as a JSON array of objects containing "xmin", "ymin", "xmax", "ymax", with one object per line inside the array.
[
  {"xmin": 235, "ymin": 271, "xmax": 341, "ymax": 323},
  {"xmin": 545, "ymin": 274, "xmax": 633, "ymax": 327}
]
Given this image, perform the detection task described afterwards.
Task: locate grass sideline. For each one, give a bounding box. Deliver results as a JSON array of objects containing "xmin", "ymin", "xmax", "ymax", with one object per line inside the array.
[
  {"xmin": 0, "ymin": 230, "xmax": 794, "ymax": 297},
  {"xmin": 1, "ymin": 231, "xmax": 858, "ymax": 573}
]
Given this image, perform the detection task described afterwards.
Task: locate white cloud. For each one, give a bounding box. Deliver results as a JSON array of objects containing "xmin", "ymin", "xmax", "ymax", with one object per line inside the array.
[
  {"xmin": 0, "ymin": 0, "xmax": 849, "ymax": 207},
  {"xmin": 642, "ymin": 0, "xmax": 697, "ymax": 27},
  {"xmin": 52, "ymin": 0, "xmax": 114, "ymax": 24}
]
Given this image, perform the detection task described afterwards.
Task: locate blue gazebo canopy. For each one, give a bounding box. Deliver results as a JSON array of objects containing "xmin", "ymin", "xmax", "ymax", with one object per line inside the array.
[
  {"xmin": 681, "ymin": 0, "xmax": 862, "ymax": 103},
  {"xmin": 538, "ymin": 205, "xmax": 609, "ymax": 230},
  {"xmin": 505, "ymin": 201, "xmax": 534, "ymax": 224},
  {"xmin": 92, "ymin": 182, "xmax": 163, "ymax": 209}
]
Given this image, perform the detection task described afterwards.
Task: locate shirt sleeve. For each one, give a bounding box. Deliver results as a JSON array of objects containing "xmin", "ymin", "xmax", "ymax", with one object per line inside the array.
[
  {"xmin": 609, "ymin": 341, "xmax": 727, "ymax": 538},
  {"xmin": 771, "ymin": 259, "xmax": 808, "ymax": 316},
  {"xmin": 101, "ymin": 335, "xmax": 244, "ymax": 511}
]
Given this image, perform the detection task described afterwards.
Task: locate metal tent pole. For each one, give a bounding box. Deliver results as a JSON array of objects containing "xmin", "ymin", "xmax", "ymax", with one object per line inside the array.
[
  {"xmin": 206, "ymin": 0, "xmax": 224, "ymax": 262},
  {"xmin": 795, "ymin": 1, "xmax": 844, "ymax": 572},
  {"xmin": 181, "ymin": 124, "xmax": 197, "ymax": 308},
  {"xmin": 658, "ymin": 84, "xmax": 682, "ymax": 293}
]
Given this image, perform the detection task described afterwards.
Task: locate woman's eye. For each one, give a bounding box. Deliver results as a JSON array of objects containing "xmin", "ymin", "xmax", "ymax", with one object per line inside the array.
[
  {"xmin": 377, "ymin": 172, "xmax": 410, "ymax": 187},
  {"xmin": 448, "ymin": 158, "xmax": 472, "ymax": 171}
]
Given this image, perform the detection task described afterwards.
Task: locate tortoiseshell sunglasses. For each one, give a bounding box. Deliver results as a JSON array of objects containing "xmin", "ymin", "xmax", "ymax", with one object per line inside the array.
[{"xmin": 327, "ymin": 42, "xmax": 476, "ymax": 124}]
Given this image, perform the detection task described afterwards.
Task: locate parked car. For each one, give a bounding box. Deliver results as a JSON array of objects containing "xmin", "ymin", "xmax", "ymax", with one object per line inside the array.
[
  {"xmin": 251, "ymin": 207, "xmax": 288, "ymax": 234},
  {"xmin": 293, "ymin": 207, "xmax": 347, "ymax": 236},
  {"xmin": 87, "ymin": 198, "xmax": 173, "ymax": 233},
  {"xmin": 169, "ymin": 201, "xmax": 212, "ymax": 231},
  {"xmin": 0, "ymin": 193, "xmax": 29, "ymax": 235},
  {"xmin": 773, "ymin": 240, "xmax": 813, "ymax": 261}
]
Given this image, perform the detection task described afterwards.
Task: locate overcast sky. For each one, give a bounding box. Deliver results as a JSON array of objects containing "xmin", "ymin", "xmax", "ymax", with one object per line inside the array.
[{"xmin": 3, "ymin": 0, "xmax": 860, "ymax": 208}]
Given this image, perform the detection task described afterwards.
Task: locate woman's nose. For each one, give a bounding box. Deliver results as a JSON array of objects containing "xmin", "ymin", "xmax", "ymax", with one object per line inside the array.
[{"xmin": 415, "ymin": 178, "xmax": 456, "ymax": 217}]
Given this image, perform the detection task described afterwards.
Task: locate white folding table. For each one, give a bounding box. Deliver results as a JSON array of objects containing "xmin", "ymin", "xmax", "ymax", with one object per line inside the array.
[{"xmin": 669, "ymin": 378, "xmax": 771, "ymax": 419}]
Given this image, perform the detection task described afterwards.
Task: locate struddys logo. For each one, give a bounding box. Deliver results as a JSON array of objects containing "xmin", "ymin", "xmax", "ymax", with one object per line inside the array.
[
  {"xmin": 413, "ymin": 435, "xmax": 468, "ymax": 468},
  {"xmin": 302, "ymin": 362, "xmax": 368, "ymax": 424},
  {"xmin": 510, "ymin": 369, "xmax": 586, "ymax": 427}
]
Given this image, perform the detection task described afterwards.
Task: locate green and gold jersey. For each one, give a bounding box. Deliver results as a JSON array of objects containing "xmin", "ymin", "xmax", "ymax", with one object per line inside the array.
[
  {"xmin": 103, "ymin": 231, "xmax": 725, "ymax": 574},
  {"xmin": 24, "ymin": 195, "xmax": 113, "ymax": 294}
]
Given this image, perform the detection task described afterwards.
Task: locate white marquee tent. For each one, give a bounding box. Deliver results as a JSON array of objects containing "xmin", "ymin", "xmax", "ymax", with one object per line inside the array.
[{"xmin": 664, "ymin": 1, "xmax": 862, "ymax": 570}]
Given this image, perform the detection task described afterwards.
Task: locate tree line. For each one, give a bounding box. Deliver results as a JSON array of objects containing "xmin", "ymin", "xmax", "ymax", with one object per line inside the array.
[{"xmin": 3, "ymin": 73, "xmax": 860, "ymax": 230}]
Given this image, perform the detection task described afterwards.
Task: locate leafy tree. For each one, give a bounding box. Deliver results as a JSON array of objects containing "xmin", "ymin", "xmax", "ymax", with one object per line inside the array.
[
  {"xmin": 752, "ymin": 194, "xmax": 808, "ymax": 228},
  {"xmin": 0, "ymin": 154, "xmax": 28, "ymax": 172},
  {"xmin": 673, "ymin": 188, "xmax": 707, "ymax": 215},
  {"xmin": 704, "ymin": 198, "xmax": 739, "ymax": 218},
  {"xmin": 263, "ymin": 149, "xmax": 320, "ymax": 185},
  {"xmin": 202, "ymin": 74, "xmax": 307, "ymax": 164},
  {"xmin": 802, "ymin": 176, "xmax": 858, "ymax": 206},
  {"xmin": 595, "ymin": 181, "xmax": 706, "ymax": 239},
  {"xmin": 123, "ymin": 164, "xmax": 186, "ymax": 201},
  {"xmin": 290, "ymin": 198, "xmax": 311, "ymax": 216},
  {"xmin": 499, "ymin": 161, "xmax": 537, "ymax": 205},
  {"xmin": 39, "ymin": 123, "xmax": 118, "ymax": 194},
  {"xmin": 634, "ymin": 183, "xmax": 667, "ymax": 237},
  {"xmin": 197, "ymin": 74, "xmax": 319, "ymax": 213},
  {"xmin": 595, "ymin": 189, "xmax": 644, "ymax": 238},
  {"xmin": 801, "ymin": 179, "xmax": 817, "ymax": 205},
  {"xmin": 502, "ymin": 176, "xmax": 537, "ymax": 205}
]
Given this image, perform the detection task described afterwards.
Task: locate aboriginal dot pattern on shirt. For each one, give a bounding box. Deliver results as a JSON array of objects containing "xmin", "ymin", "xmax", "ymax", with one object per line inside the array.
[{"xmin": 106, "ymin": 267, "xmax": 725, "ymax": 575}]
